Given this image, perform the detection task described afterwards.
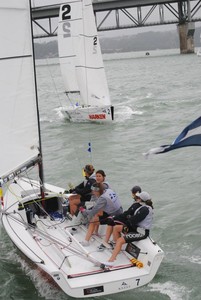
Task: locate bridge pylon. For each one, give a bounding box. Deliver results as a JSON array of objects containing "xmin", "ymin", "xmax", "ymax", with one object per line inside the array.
[{"xmin": 177, "ymin": 22, "xmax": 195, "ymax": 54}]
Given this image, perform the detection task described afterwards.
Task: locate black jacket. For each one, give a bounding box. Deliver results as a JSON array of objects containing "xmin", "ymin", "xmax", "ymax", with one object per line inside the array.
[{"xmin": 73, "ymin": 176, "xmax": 96, "ymax": 203}]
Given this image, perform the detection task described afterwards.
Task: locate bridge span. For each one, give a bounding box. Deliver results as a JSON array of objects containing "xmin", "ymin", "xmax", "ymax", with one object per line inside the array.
[{"xmin": 32, "ymin": 0, "xmax": 201, "ymax": 53}]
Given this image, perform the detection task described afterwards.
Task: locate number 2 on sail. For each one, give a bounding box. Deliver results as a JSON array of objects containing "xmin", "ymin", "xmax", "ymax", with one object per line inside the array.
[
  {"xmin": 93, "ymin": 36, "xmax": 97, "ymax": 54},
  {"xmin": 62, "ymin": 4, "xmax": 71, "ymax": 38}
]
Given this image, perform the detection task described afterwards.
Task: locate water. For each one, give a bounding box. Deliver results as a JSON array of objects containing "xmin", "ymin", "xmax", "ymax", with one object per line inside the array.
[{"xmin": 1, "ymin": 48, "xmax": 201, "ymax": 299}]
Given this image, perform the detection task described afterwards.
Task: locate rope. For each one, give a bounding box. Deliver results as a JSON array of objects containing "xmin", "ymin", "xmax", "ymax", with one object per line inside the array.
[
  {"xmin": 3, "ymin": 211, "xmax": 45, "ymax": 264},
  {"xmin": 2, "ymin": 211, "xmax": 102, "ymax": 268}
]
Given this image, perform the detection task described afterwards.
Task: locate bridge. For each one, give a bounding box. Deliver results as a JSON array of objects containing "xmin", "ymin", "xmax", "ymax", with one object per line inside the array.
[{"xmin": 32, "ymin": 0, "xmax": 201, "ymax": 53}]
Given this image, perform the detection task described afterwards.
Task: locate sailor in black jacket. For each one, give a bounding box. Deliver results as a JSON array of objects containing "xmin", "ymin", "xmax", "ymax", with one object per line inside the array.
[
  {"xmin": 102, "ymin": 191, "xmax": 153, "ymax": 266},
  {"xmin": 68, "ymin": 164, "xmax": 96, "ymax": 215}
]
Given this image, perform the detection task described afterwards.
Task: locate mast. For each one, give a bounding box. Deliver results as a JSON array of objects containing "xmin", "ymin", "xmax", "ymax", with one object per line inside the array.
[{"xmin": 29, "ymin": 0, "xmax": 45, "ymax": 197}]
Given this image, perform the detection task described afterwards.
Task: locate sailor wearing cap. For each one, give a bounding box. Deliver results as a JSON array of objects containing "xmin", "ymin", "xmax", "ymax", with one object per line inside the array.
[
  {"xmin": 128, "ymin": 191, "xmax": 153, "ymax": 234},
  {"xmin": 97, "ymin": 185, "xmax": 142, "ymax": 251},
  {"xmin": 103, "ymin": 191, "xmax": 153, "ymax": 266},
  {"xmin": 79, "ymin": 182, "xmax": 123, "ymax": 246}
]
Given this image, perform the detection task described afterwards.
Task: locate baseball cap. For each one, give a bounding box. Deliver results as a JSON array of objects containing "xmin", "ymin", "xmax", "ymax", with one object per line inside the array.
[{"xmin": 135, "ymin": 191, "xmax": 151, "ymax": 202}]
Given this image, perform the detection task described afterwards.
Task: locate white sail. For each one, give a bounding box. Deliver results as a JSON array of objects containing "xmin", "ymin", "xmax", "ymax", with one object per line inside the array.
[
  {"xmin": 58, "ymin": 1, "xmax": 80, "ymax": 93},
  {"xmin": 0, "ymin": 0, "xmax": 39, "ymax": 180},
  {"xmin": 77, "ymin": 0, "xmax": 111, "ymax": 106},
  {"xmin": 58, "ymin": 0, "xmax": 111, "ymax": 107}
]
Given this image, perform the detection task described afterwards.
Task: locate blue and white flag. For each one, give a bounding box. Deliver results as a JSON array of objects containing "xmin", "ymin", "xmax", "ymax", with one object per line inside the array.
[{"xmin": 144, "ymin": 116, "xmax": 201, "ymax": 157}]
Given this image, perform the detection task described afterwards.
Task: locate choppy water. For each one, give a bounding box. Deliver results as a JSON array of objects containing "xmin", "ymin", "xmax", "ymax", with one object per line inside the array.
[{"xmin": 1, "ymin": 48, "xmax": 201, "ymax": 300}]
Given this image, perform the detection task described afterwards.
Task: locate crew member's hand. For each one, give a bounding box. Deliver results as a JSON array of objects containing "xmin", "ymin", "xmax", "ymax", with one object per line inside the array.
[{"xmin": 79, "ymin": 206, "xmax": 85, "ymax": 212}]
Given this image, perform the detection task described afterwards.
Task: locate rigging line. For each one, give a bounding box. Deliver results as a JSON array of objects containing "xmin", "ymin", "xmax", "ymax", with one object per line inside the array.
[
  {"xmin": 14, "ymin": 196, "xmax": 63, "ymax": 210},
  {"xmin": 2, "ymin": 211, "xmax": 96, "ymax": 263},
  {"xmin": 81, "ymin": 1, "xmax": 98, "ymax": 163},
  {"xmin": 30, "ymin": 3, "xmax": 45, "ymax": 196},
  {"xmin": 33, "ymin": 14, "xmax": 63, "ymax": 109},
  {"xmin": 82, "ymin": 0, "xmax": 89, "ymax": 107},
  {"xmin": 20, "ymin": 176, "xmax": 40, "ymax": 187},
  {"xmin": 27, "ymin": 174, "xmax": 53, "ymax": 218},
  {"xmin": 3, "ymin": 213, "xmax": 44, "ymax": 264},
  {"xmin": 5, "ymin": 179, "xmax": 49, "ymax": 217},
  {"xmin": 55, "ymin": 227, "xmax": 102, "ymax": 266},
  {"xmin": 19, "ymin": 176, "xmax": 65, "ymax": 198},
  {"xmin": 2, "ymin": 175, "xmax": 63, "ymax": 214},
  {"xmin": 80, "ymin": 3, "xmax": 90, "ymax": 111},
  {"xmin": 36, "ymin": 217, "xmax": 66, "ymax": 229},
  {"xmin": 5, "ymin": 212, "xmax": 102, "ymax": 267},
  {"xmin": 19, "ymin": 176, "xmax": 66, "ymax": 200},
  {"xmin": 34, "ymin": 234, "xmax": 71, "ymax": 272},
  {"xmin": 3, "ymin": 183, "xmax": 24, "ymax": 212},
  {"xmin": 44, "ymin": 57, "xmax": 64, "ymax": 108},
  {"xmin": 19, "ymin": 168, "xmax": 40, "ymax": 194},
  {"xmin": 12, "ymin": 176, "xmax": 40, "ymax": 202},
  {"xmin": 66, "ymin": 92, "xmax": 78, "ymax": 107}
]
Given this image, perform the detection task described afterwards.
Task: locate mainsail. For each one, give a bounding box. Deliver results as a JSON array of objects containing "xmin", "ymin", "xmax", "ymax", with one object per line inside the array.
[
  {"xmin": 58, "ymin": 0, "xmax": 111, "ymax": 107},
  {"xmin": 0, "ymin": 0, "xmax": 40, "ymax": 181}
]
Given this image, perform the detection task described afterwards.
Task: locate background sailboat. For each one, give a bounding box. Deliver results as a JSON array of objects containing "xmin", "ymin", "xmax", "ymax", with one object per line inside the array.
[{"xmin": 58, "ymin": 0, "xmax": 114, "ymax": 122}]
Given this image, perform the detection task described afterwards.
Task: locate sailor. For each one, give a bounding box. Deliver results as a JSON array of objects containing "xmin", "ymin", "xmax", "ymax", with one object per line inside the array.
[
  {"xmin": 79, "ymin": 182, "xmax": 123, "ymax": 246},
  {"xmin": 68, "ymin": 164, "xmax": 96, "ymax": 215},
  {"xmin": 90, "ymin": 170, "xmax": 110, "ymax": 235},
  {"xmin": 103, "ymin": 191, "xmax": 153, "ymax": 266},
  {"xmin": 90, "ymin": 169, "xmax": 110, "ymax": 204},
  {"xmin": 97, "ymin": 185, "xmax": 142, "ymax": 251}
]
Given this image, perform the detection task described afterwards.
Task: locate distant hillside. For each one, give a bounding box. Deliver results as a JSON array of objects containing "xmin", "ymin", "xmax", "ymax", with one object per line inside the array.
[
  {"xmin": 101, "ymin": 30, "xmax": 179, "ymax": 53},
  {"xmin": 34, "ymin": 27, "xmax": 201, "ymax": 59}
]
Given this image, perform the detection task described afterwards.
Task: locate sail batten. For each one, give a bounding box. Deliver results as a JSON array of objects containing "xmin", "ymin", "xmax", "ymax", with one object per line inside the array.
[
  {"xmin": 0, "ymin": 54, "xmax": 32, "ymax": 61},
  {"xmin": 76, "ymin": 66, "xmax": 105, "ymax": 69},
  {"xmin": 60, "ymin": 55, "xmax": 76, "ymax": 58}
]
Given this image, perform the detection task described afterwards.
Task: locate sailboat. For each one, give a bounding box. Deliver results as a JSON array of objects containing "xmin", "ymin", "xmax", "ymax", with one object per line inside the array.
[
  {"xmin": 58, "ymin": 0, "xmax": 114, "ymax": 122},
  {"xmin": 0, "ymin": 0, "xmax": 164, "ymax": 298}
]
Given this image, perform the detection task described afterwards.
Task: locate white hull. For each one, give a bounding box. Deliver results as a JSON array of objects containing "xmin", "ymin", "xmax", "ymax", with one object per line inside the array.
[
  {"xmin": 60, "ymin": 105, "xmax": 114, "ymax": 123},
  {"xmin": 1, "ymin": 178, "xmax": 164, "ymax": 298},
  {"xmin": 197, "ymin": 49, "xmax": 201, "ymax": 56}
]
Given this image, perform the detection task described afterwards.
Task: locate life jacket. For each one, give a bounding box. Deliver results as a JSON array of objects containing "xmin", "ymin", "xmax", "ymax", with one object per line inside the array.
[{"xmin": 135, "ymin": 204, "xmax": 153, "ymax": 230}]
